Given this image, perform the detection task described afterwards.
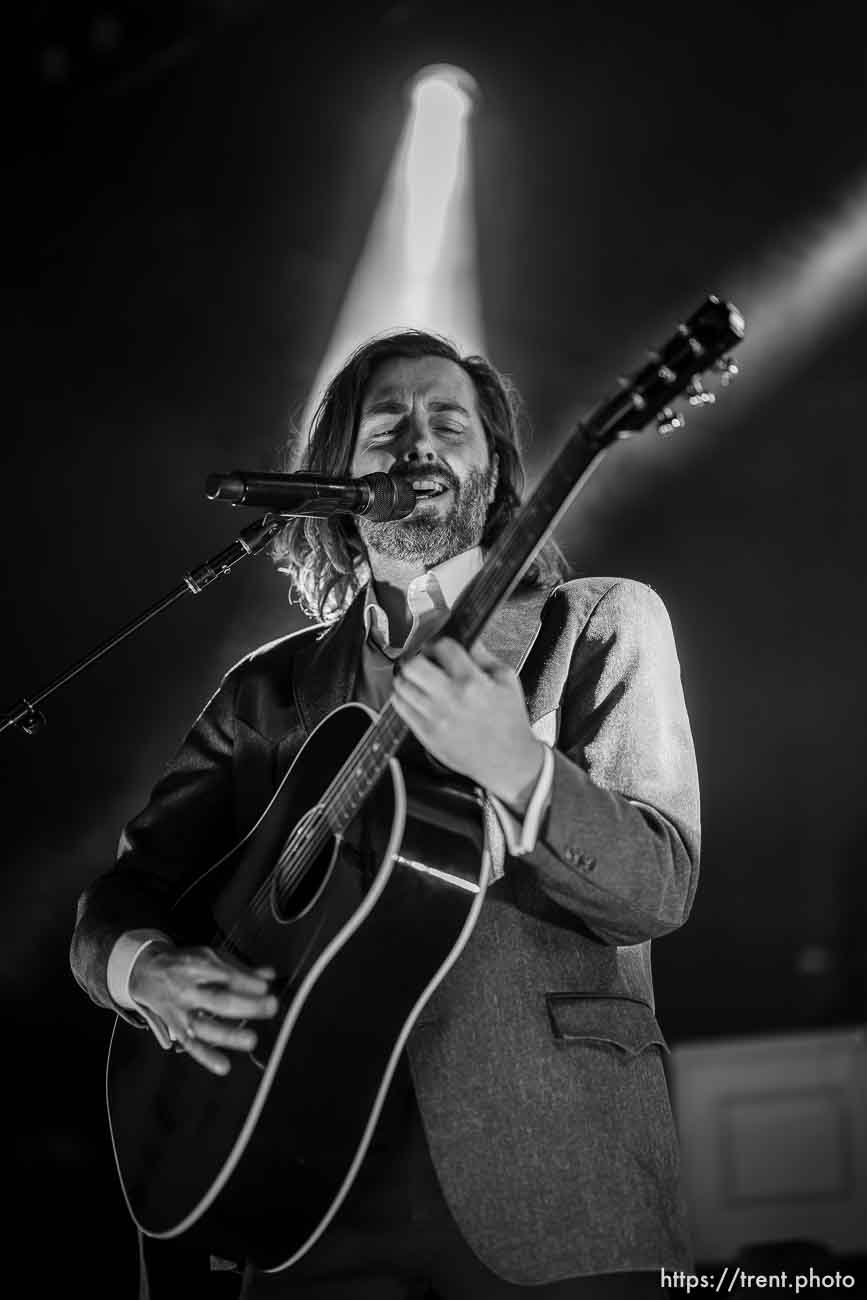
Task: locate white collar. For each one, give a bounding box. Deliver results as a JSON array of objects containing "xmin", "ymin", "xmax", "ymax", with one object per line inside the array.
[{"xmin": 363, "ymin": 546, "xmax": 485, "ymax": 654}]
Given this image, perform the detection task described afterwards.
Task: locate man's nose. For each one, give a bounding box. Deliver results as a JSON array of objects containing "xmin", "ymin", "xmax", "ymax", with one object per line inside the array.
[{"xmin": 395, "ymin": 414, "xmax": 437, "ymax": 463}]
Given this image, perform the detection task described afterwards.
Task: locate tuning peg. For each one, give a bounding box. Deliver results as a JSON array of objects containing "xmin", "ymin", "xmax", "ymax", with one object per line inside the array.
[
  {"xmin": 686, "ymin": 377, "xmax": 716, "ymax": 406},
  {"xmin": 657, "ymin": 407, "xmax": 685, "ymax": 436},
  {"xmin": 715, "ymin": 356, "xmax": 739, "ymax": 385}
]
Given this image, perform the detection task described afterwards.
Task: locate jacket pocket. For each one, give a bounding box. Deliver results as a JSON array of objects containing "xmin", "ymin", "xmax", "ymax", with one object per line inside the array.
[{"xmin": 544, "ymin": 993, "xmax": 669, "ymax": 1055}]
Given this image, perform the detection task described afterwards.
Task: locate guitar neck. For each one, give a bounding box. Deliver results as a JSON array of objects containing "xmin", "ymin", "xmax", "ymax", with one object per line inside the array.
[{"xmin": 443, "ymin": 425, "xmax": 608, "ymax": 650}]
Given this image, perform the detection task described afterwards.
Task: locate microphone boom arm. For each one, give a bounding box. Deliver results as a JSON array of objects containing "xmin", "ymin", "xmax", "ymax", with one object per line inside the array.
[{"xmin": 0, "ymin": 513, "xmax": 287, "ymax": 739}]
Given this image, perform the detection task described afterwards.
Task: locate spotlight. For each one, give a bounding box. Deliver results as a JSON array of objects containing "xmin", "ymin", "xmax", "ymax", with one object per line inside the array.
[
  {"xmin": 299, "ymin": 64, "xmax": 485, "ymax": 440},
  {"xmin": 407, "ymin": 64, "xmax": 479, "ymax": 116}
]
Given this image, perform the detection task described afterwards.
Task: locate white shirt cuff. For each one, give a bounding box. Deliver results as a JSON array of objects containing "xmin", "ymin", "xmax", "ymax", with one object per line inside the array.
[
  {"xmin": 488, "ymin": 743, "xmax": 554, "ymax": 857},
  {"xmin": 107, "ymin": 929, "xmax": 174, "ymax": 1049}
]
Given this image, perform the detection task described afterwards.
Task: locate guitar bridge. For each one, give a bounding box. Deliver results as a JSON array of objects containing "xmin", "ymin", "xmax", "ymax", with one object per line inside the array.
[{"xmin": 393, "ymin": 854, "xmax": 481, "ymax": 893}]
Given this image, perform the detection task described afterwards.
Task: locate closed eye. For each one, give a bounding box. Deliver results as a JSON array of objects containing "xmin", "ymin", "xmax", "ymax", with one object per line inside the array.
[{"xmin": 364, "ymin": 421, "xmax": 464, "ymax": 443}]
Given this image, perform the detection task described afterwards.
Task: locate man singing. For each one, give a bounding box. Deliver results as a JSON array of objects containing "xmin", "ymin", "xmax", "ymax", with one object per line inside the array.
[{"xmin": 71, "ymin": 331, "xmax": 700, "ymax": 1298}]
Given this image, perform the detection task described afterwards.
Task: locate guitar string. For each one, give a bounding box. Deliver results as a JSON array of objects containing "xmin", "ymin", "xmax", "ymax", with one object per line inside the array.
[{"xmin": 209, "ymin": 702, "xmax": 409, "ymax": 959}]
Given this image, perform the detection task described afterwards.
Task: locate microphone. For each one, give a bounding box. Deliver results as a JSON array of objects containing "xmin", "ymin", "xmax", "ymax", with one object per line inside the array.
[{"xmin": 205, "ymin": 471, "xmax": 417, "ymax": 522}]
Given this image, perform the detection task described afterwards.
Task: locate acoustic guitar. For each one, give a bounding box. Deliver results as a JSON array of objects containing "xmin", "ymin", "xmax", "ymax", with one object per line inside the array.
[{"xmin": 106, "ymin": 295, "xmax": 744, "ymax": 1270}]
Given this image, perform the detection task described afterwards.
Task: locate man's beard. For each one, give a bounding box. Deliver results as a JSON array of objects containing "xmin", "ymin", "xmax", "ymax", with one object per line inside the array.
[{"xmin": 357, "ymin": 465, "xmax": 494, "ymax": 567}]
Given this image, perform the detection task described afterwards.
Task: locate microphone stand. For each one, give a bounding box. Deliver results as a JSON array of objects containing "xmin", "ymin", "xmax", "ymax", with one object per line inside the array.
[{"xmin": 0, "ymin": 513, "xmax": 287, "ymax": 738}]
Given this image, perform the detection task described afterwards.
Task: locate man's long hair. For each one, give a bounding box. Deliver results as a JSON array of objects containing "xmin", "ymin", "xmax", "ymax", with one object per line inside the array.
[{"xmin": 272, "ymin": 330, "xmax": 569, "ymax": 623}]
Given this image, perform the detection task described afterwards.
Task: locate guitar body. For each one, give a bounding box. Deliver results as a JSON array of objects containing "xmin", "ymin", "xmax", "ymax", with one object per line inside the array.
[{"xmin": 106, "ymin": 702, "xmax": 490, "ymax": 1270}]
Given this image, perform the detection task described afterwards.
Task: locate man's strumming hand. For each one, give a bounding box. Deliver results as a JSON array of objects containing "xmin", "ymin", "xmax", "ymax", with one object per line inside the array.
[{"xmin": 391, "ymin": 637, "xmax": 545, "ymax": 812}]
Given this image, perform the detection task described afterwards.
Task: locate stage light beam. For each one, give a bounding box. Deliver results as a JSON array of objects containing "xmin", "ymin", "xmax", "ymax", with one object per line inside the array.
[
  {"xmin": 299, "ymin": 65, "xmax": 483, "ymax": 445},
  {"xmin": 404, "ymin": 69, "xmax": 474, "ymax": 285},
  {"xmin": 550, "ymin": 174, "xmax": 867, "ymax": 552}
]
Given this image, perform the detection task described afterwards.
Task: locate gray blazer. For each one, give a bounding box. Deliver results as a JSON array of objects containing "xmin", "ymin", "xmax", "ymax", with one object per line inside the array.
[{"xmin": 70, "ymin": 575, "xmax": 700, "ymax": 1283}]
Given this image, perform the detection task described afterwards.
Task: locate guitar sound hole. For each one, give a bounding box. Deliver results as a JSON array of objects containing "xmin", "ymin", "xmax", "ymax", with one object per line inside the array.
[{"xmin": 270, "ymin": 840, "xmax": 336, "ymax": 923}]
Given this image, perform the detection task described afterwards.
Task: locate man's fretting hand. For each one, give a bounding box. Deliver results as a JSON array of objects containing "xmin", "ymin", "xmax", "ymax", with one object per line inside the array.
[
  {"xmin": 128, "ymin": 941, "xmax": 278, "ymax": 1077},
  {"xmin": 391, "ymin": 637, "xmax": 545, "ymax": 811}
]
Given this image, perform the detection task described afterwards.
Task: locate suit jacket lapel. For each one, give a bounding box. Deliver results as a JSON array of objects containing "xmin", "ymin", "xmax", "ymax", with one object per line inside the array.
[
  {"xmin": 292, "ymin": 589, "xmax": 366, "ymax": 736},
  {"xmin": 480, "ymin": 586, "xmax": 549, "ymax": 673}
]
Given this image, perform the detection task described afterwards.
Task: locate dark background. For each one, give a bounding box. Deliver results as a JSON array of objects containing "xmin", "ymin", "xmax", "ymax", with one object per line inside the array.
[{"xmin": 3, "ymin": 0, "xmax": 865, "ymax": 1290}]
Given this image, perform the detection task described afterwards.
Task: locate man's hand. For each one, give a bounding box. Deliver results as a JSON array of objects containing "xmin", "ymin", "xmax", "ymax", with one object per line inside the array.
[
  {"xmin": 391, "ymin": 637, "xmax": 545, "ymax": 810},
  {"xmin": 129, "ymin": 941, "xmax": 278, "ymax": 1077}
]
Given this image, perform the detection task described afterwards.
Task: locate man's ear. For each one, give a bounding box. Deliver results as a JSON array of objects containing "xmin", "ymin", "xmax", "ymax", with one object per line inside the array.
[{"xmin": 487, "ymin": 452, "xmax": 500, "ymax": 504}]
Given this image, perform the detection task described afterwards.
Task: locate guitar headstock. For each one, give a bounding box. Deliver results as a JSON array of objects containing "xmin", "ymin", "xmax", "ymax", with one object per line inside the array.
[{"xmin": 592, "ymin": 295, "xmax": 745, "ymax": 446}]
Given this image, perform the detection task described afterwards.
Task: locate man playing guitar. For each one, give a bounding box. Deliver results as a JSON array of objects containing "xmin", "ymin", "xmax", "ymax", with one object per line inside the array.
[{"xmin": 72, "ymin": 330, "xmax": 702, "ymax": 1298}]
